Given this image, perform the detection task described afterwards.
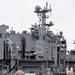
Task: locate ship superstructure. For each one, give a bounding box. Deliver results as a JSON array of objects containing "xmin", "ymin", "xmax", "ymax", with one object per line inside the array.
[{"xmin": 0, "ymin": 2, "xmax": 75, "ymax": 75}]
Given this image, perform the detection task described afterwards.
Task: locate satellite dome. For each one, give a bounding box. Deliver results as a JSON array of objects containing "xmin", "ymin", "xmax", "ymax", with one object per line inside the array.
[
  {"xmin": 35, "ymin": 5, "xmax": 41, "ymax": 11},
  {"xmin": 60, "ymin": 31, "xmax": 63, "ymax": 35}
]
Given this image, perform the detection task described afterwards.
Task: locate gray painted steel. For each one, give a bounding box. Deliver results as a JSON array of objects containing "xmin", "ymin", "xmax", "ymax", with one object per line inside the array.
[{"xmin": 0, "ymin": 3, "xmax": 74, "ymax": 75}]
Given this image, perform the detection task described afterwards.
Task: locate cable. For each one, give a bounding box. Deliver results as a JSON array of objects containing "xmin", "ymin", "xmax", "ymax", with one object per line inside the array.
[{"xmin": 6, "ymin": 61, "xmax": 17, "ymax": 75}]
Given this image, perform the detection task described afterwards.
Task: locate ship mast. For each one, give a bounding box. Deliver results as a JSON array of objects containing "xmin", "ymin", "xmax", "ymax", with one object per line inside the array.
[{"xmin": 34, "ymin": 2, "xmax": 53, "ymax": 29}]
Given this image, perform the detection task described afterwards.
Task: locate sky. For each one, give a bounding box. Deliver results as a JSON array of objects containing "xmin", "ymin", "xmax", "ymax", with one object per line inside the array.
[{"xmin": 0, "ymin": 0, "xmax": 75, "ymax": 50}]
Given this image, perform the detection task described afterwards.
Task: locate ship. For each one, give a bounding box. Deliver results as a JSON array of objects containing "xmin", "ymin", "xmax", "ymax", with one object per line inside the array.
[{"xmin": 0, "ymin": 2, "xmax": 75, "ymax": 75}]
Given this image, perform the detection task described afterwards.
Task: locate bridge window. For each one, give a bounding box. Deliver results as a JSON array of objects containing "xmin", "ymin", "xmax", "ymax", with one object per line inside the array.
[{"xmin": 0, "ymin": 33, "xmax": 2, "ymax": 38}]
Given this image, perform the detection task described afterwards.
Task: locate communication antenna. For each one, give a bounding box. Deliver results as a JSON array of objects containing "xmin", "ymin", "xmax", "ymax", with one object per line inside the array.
[
  {"xmin": 56, "ymin": 29, "xmax": 58, "ymax": 35},
  {"xmin": 46, "ymin": 2, "xmax": 48, "ymax": 10}
]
